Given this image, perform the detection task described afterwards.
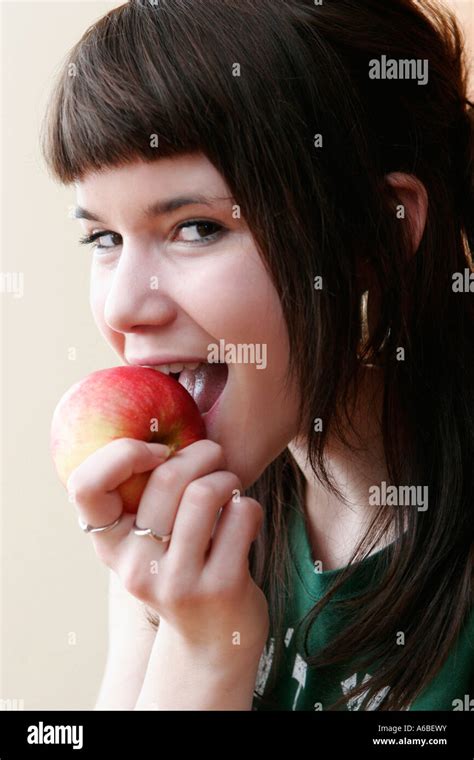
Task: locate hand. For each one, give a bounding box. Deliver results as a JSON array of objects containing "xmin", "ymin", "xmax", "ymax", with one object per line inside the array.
[{"xmin": 67, "ymin": 438, "xmax": 269, "ymax": 664}]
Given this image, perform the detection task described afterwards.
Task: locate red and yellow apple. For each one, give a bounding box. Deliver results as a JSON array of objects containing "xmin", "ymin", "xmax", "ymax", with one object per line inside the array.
[{"xmin": 50, "ymin": 366, "xmax": 206, "ymax": 512}]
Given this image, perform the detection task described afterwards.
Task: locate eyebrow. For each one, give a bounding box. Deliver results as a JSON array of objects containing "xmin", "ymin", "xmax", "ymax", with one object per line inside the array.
[{"xmin": 71, "ymin": 194, "xmax": 234, "ymax": 224}]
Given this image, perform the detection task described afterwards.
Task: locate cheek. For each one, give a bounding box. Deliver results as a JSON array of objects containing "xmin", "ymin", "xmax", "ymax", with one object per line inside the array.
[
  {"xmin": 89, "ymin": 275, "xmax": 103, "ymax": 324},
  {"xmin": 178, "ymin": 252, "xmax": 283, "ymax": 345},
  {"xmin": 184, "ymin": 255, "xmax": 293, "ymax": 415},
  {"xmin": 89, "ymin": 275, "xmax": 116, "ymax": 345}
]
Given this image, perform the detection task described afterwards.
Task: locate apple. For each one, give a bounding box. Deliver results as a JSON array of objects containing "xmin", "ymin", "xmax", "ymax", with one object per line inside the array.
[{"xmin": 50, "ymin": 366, "xmax": 206, "ymax": 512}]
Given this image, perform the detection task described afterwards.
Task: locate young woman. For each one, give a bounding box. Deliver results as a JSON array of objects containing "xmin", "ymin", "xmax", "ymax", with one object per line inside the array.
[{"xmin": 41, "ymin": 0, "xmax": 474, "ymax": 711}]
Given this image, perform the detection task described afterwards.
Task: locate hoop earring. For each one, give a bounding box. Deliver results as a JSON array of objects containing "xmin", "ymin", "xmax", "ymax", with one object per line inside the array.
[{"xmin": 357, "ymin": 289, "xmax": 391, "ymax": 369}]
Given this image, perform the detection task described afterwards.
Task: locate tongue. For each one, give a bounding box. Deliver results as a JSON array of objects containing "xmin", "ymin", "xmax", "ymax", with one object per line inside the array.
[{"xmin": 178, "ymin": 363, "xmax": 228, "ymax": 414}]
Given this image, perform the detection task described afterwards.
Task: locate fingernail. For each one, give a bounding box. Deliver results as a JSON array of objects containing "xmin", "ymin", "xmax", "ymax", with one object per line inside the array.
[{"xmin": 147, "ymin": 443, "xmax": 171, "ymax": 459}]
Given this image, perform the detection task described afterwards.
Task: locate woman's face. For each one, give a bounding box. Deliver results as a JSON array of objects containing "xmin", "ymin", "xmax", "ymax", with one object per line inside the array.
[{"xmin": 75, "ymin": 153, "xmax": 300, "ymax": 488}]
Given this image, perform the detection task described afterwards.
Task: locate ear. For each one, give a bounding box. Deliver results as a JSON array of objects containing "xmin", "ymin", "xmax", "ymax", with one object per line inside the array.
[{"xmin": 385, "ymin": 172, "xmax": 428, "ymax": 255}]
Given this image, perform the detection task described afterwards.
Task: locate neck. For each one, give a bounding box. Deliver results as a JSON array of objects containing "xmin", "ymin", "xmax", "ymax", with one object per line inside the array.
[{"xmin": 288, "ymin": 368, "xmax": 396, "ymax": 571}]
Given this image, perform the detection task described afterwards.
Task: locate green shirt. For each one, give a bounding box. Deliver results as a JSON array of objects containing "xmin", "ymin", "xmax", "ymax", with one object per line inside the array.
[{"xmin": 252, "ymin": 505, "xmax": 474, "ymax": 711}]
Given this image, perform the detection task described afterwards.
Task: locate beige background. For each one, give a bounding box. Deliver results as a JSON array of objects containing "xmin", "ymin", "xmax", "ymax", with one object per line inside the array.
[{"xmin": 1, "ymin": 0, "xmax": 473, "ymax": 711}]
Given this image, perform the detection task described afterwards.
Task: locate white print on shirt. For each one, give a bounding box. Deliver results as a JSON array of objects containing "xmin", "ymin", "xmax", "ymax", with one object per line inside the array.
[
  {"xmin": 291, "ymin": 653, "xmax": 308, "ymax": 710},
  {"xmin": 255, "ymin": 627, "xmax": 416, "ymax": 710},
  {"xmin": 341, "ymin": 672, "xmax": 390, "ymax": 710},
  {"xmin": 255, "ymin": 627, "xmax": 305, "ymax": 705},
  {"xmin": 255, "ymin": 637, "xmax": 275, "ymax": 696}
]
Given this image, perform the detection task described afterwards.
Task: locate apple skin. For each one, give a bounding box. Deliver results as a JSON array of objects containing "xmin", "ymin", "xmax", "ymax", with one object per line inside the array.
[{"xmin": 51, "ymin": 366, "xmax": 206, "ymax": 513}]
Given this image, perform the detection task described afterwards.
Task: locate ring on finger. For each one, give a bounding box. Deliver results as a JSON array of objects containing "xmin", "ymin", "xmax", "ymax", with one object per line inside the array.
[
  {"xmin": 133, "ymin": 520, "xmax": 172, "ymax": 544},
  {"xmin": 78, "ymin": 514, "xmax": 123, "ymax": 534}
]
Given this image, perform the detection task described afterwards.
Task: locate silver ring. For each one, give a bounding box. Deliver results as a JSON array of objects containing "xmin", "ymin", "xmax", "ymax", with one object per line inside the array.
[
  {"xmin": 78, "ymin": 514, "xmax": 123, "ymax": 534},
  {"xmin": 133, "ymin": 521, "xmax": 172, "ymax": 543}
]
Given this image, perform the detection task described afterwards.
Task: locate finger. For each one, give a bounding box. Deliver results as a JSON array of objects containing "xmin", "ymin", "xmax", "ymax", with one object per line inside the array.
[
  {"xmin": 127, "ymin": 439, "xmax": 226, "ymax": 552},
  {"xmin": 115, "ymin": 441, "xmax": 227, "ymax": 606},
  {"xmin": 113, "ymin": 471, "xmax": 240, "ymax": 606},
  {"xmin": 67, "ymin": 438, "xmax": 170, "ymax": 529},
  {"xmin": 204, "ymin": 497, "xmax": 264, "ymax": 581},
  {"xmin": 164, "ymin": 470, "xmax": 242, "ymax": 572}
]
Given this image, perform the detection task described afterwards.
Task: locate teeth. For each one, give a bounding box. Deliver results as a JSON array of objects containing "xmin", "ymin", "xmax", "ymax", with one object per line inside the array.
[
  {"xmin": 141, "ymin": 362, "xmax": 202, "ymax": 375},
  {"xmin": 141, "ymin": 363, "xmax": 170, "ymax": 374},
  {"xmin": 169, "ymin": 362, "xmax": 185, "ymax": 373}
]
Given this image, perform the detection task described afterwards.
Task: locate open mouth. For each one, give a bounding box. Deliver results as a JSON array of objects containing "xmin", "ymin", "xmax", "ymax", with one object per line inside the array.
[{"xmin": 143, "ymin": 361, "xmax": 229, "ymax": 415}]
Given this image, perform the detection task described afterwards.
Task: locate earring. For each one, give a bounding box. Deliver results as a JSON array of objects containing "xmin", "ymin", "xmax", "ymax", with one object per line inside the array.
[{"xmin": 357, "ymin": 289, "xmax": 391, "ymax": 368}]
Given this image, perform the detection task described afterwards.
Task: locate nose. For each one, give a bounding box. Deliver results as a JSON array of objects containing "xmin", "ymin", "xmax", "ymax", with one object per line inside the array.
[{"xmin": 102, "ymin": 246, "xmax": 177, "ymax": 333}]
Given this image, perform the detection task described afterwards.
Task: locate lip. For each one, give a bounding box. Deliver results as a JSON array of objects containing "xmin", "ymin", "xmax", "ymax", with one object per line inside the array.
[
  {"xmin": 126, "ymin": 356, "xmax": 207, "ymax": 366},
  {"xmin": 202, "ymin": 393, "xmax": 222, "ymax": 423}
]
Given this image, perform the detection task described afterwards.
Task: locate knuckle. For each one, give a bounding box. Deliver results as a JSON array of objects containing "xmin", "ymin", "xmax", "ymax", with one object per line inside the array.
[
  {"xmin": 158, "ymin": 582, "xmax": 193, "ymax": 612},
  {"xmin": 184, "ymin": 479, "xmax": 217, "ymax": 507},
  {"xmin": 67, "ymin": 475, "xmax": 92, "ymax": 504},
  {"xmin": 193, "ymin": 439, "xmax": 225, "ymax": 462},
  {"xmin": 158, "ymin": 570, "xmax": 235, "ymax": 612},
  {"xmin": 116, "ymin": 437, "xmax": 142, "ymax": 460},
  {"xmin": 153, "ymin": 462, "xmax": 181, "ymax": 490},
  {"xmin": 201, "ymin": 578, "xmax": 237, "ymax": 605}
]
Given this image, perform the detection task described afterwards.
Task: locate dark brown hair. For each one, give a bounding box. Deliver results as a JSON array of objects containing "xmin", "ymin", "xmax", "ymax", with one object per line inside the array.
[{"xmin": 40, "ymin": 0, "xmax": 474, "ymax": 710}]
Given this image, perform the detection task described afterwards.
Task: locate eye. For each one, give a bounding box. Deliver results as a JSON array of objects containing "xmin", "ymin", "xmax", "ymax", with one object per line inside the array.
[
  {"xmin": 173, "ymin": 220, "xmax": 225, "ymax": 245},
  {"xmin": 78, "ymin": 219, "xmax": 226, "ymax": 253},
  {"xmin": 78, "ymin": 231, "xmax": 121, "ymax": 252}
]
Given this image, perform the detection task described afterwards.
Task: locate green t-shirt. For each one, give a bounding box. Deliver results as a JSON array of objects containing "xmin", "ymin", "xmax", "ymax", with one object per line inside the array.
[{"xmin": 252, "ymin": 505, "xmax": 474, "ymax": 711}]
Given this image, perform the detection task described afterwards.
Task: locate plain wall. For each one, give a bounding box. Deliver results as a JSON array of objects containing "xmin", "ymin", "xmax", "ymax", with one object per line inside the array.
[
  {"xmin": 2, "ymin": 1, "xmax": 123, "ymax": 710},
  {"xmin": 1, "ymin": 0, "xmax": 473, "ymax": 710}
]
